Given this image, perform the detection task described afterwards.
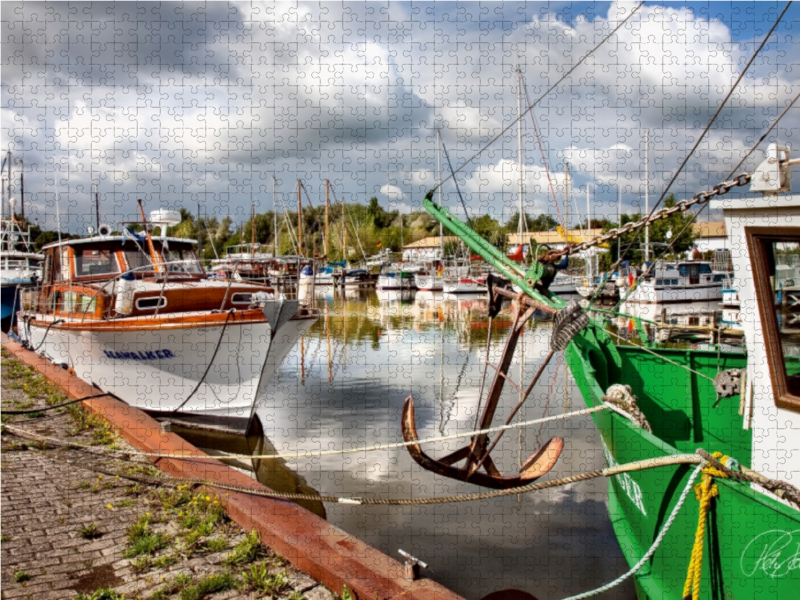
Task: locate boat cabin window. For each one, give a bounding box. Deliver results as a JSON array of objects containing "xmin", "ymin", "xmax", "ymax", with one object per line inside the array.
[
  {"xmin": 231, "ymin": 293, "xmax": 252, "ymax": 305},
  {"xmin": 123, "ymin": 249, "xmax": 155, "ymax": 273},
  {"xmin": 162, "ymin": 247, "xmax": 203, "ymax": 274},
  {"xmin": 74, "ymin": 248, "xmax": 120, "ymax": 278},
  {"xmin": 750, "ymin": 230, "xmax": 800, "ymax": 411}
]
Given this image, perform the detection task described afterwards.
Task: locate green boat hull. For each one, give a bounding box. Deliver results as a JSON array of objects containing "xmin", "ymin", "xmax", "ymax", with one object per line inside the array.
[{"xmin": 566, "ymin": 326, "xmax": 800, "ymax": 599}]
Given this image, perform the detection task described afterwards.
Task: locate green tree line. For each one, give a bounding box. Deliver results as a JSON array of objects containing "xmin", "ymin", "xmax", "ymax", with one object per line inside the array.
[{"xmin": 19, "ymin": 194, "xmax": 695, "ymax": 268}]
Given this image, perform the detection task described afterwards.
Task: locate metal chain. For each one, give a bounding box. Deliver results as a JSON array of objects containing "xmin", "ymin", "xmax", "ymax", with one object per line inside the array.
[{"xmin": 544, "ymin": 172, "xmax": 752, "ymax": 261}]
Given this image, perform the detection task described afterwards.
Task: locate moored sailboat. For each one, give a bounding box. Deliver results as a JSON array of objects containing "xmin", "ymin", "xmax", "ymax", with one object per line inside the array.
[{"xmin": 1, "ymin": 199, "xmax": 43, "ymax": 332}]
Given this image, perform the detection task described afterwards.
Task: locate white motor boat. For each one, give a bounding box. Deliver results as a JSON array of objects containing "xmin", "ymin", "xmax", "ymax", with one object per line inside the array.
[{"xmin": 16, "ymin": 207, "xmax": 319, "ymax": 415}]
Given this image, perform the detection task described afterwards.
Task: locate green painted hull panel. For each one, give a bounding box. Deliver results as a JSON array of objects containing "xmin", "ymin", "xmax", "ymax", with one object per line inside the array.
[{"xmin": 567, "ymin": 329, "xmax": 800, "ymax": 600}]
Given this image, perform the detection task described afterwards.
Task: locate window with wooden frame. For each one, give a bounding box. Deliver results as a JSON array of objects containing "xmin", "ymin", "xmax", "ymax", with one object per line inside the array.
[{"xmin": 748, "ymin": 227, "xmax": 800, "ymax": 411}]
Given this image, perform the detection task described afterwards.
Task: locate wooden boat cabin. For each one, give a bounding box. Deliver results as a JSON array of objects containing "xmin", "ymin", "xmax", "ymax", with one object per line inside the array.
[{"xmin": 22, "ymin": 234, "xmax": 275, "ymax": 320}]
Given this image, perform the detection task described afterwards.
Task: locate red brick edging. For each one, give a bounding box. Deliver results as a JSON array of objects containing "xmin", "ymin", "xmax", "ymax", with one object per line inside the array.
[{"xmin": 2, "ymin": 333, "xmax": 464, "ymax": 600}]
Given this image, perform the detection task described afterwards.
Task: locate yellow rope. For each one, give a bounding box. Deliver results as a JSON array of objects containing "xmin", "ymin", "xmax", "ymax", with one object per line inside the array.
[{"xmin": 682, "ymin": 452, "xmax": 729, "ymax": 600}]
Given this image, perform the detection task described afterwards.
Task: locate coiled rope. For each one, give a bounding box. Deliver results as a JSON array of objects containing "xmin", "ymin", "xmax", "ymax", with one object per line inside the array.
[{"xmin": 682, "ymin": 453, "xmax": 728, "ymax": 600}]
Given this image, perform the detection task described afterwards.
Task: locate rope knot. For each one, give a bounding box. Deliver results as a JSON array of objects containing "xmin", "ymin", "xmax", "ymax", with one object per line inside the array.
[{"xmin": 602, "ymin": 385, "xmax": 652, "ymax": 433}]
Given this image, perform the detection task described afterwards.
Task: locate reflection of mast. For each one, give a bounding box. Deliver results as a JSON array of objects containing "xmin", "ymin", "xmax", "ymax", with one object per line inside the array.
[
  {"xmin": 325, "ymin": 303, "xmax": 333, "ymax": 382},
  {"xmin": 300, "ymin": 336, "xmax": 306, "ymax": 385},
  {"xmin": 437, "ymin": 319, "xmax": 449, "ymax": 435}
]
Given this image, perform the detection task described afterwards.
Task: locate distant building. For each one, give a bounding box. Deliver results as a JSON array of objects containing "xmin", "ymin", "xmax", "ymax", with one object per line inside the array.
[
  {"xmin": 402, "ymin": 236, "xmax": 460, "ymax": 261},
  {"xmin": 692, "ymin": 221, "xmax": 727, "ymax": 252},
  {"xmin": 506, "ymin": 229, "xmax": 604, "ymax": 252}
]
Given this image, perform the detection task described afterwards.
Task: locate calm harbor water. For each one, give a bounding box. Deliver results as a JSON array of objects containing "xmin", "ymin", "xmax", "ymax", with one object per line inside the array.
[{"xmin": 234, "ymin": 287, "xmax": 634, "ymax": 600}]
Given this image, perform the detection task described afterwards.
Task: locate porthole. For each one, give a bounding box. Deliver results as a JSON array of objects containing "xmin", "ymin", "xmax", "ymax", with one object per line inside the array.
[{"xmin": 135, "ymin": 296, "xmax": 167, "ymax": 310}]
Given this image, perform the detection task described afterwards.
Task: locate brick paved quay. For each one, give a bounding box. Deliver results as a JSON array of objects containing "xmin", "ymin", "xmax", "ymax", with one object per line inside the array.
[{"xmin": 1, "ymin": 349, "xmax": 334, "ymax": 600}]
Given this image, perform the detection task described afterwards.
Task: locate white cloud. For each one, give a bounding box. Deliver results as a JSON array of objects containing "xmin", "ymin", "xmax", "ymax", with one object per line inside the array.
[{"xmin": 380, "ymin": 184, "xmax": 404, "ymax": 200}]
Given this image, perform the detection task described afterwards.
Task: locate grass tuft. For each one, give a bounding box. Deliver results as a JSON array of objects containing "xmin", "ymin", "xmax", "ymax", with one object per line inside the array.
[
  {"xmin": 179, "ymin": 573, "xmax": 237, "ymax": 600},
  {"xmin": 13, "ymin": 570, "xmax": 31, "ymax": 583},
  {"xmin": 79, "ymin": 522, "xmax": 102, "ymax": 540},
  {"xmin": 241, "ymin": 562, "xmax": 290, "ymax": 595},
  {"xmin": 223, "ymin": 529, "xmax": 264, "ymax": 566}
]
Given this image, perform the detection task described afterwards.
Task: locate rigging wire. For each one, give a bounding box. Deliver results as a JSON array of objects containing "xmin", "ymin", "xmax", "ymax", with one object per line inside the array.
[
  {"xmin": 523, "ymin": 78, "xmax": 565, "ymax": 232},
  {"xmin": 440, "ymin": 138, "xmax": 474, "ymax": 230},
  {"xmin": 607, "ymin": 89, "xmax": 800, "ymax": 313},
  {"xmin": 608, "ymin": 1, "xmax": 792, "ymax": 275}
]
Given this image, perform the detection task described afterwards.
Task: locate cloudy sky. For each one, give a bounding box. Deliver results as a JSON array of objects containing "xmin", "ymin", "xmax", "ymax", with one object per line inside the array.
[{"xmin": 2, "ymin": 1, "xmax": 797, "ymax": 233}]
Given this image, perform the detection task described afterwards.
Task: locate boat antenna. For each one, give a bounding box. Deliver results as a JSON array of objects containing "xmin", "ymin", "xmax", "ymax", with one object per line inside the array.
[
  {"xmin": 55, "ymin": 196, "xmax": 63, "ymax": 246},
  {"xmin": 430, "ymin": 2, "xmax": 644, "ymax": 194},
  {"xmin": 93, "ymin": 182, "xmax": 100, "ymax": 230},
  {"xmin": 19, "ymin": 157, "xmax": 24, "ymax": 221}
]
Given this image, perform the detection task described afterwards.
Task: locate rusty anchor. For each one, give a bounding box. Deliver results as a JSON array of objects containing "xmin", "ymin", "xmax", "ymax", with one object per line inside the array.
[{"xmin": 402, "ymin": 276, "xmax": 588, "ymax": 489}]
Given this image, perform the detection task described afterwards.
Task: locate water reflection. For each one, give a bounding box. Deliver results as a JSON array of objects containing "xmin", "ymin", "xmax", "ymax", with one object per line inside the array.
[{"xmin": 257, "ymin": 289, "xmax": 633, "ymax": 599}]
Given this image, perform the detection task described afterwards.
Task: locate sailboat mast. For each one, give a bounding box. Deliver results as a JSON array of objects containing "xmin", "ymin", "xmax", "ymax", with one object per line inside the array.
[
  {"xmin": 564, "ymin": 162, "xmax": 570, "ymax": 240},
  {"xmin": 341, "ymin": 193, "xmax": 347, "ymax": 263},
  {"xmin": 19, "ymin": 158, "xmax": 24, "ymax": 221},
  {"xmin": 618, "ymin": 185, "xmax": 622, "ymax": 260},
  {"xmin": 437, "ymin": 129, "xmax": 444, "ymax": 259},
  {"xmin": 251, "ymin": 204, "xmax": 255, "ymax": 256},
  {"xmin": 325, "ymin": 179, "xmax": 330, "ymax": 258},
  {"xmin": 297, "ymin": 179, "xmax": 303, "ymax": 257},
  {"xmin": 644, "ymin": 129, "xmax": 650, "ymax": 263},
  {"xmin": 273, "ymin": 177, "xmax": 278, "ymax": 256},
  {"xmin": 517, "ymin": 67, "xmax": 524, "ymax": 243},
  {"xmin": 586, "ymin": 184, "xmax": 591, "ymax": 279}
]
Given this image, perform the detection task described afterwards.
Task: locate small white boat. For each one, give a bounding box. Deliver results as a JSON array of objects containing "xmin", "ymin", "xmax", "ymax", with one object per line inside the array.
[
  {"xmin": 1, "ymin": 203, "xmax": 43, "ymax": 331},
  {"xmin": 338, "ymin": 269, "xmax": 376, "ymax": 288},
  {"xmin": 298, "ymin": 264, "xmax": 337, "ymax": 286},
  {"xmin": 441, "ymin": 265, "xmax": 487, "ymax": 294},
  {"xmin": 17, "ymin": 207, "xmax": 319, "ymax": 415},
  {"xmin": 209, "ymin": 243, "xmax": 274, "ymax": 283},
  {"xmin": 413, "ymin": 261, "xmax": 445, "ymax": 291},
  {"xmin": 624, "ymin": 260, "xmax": 727, "ymax": 304},
  {"xmin": 376, "ymin": 267, "xmax": 416, "ymax": 290}
]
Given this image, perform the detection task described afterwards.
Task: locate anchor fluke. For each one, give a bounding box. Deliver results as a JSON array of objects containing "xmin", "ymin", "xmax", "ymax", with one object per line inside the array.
[{"xmin": 402, "ymin": 396, "xmax": 563, "ymax": 490}]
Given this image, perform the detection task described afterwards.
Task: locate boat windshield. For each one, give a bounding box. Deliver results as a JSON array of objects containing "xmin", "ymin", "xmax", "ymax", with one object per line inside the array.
[
  {"xmin": 74, "ymin": 248, "xmax": 120, "ymax": 278},
  {"xmin": 162, "ymin": 247, "xmax": 204, "ymax": 274},
  {"xmin": 123, "ymin": 246, "xmax": 203, "ymax": 275}
]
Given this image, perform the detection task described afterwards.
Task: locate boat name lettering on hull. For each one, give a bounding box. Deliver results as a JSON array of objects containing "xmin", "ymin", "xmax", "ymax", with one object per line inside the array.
[
  {"xmin": 600, "ymin": 438, "xmax": 647, "ymax": 515},
  {"xmin": 102, "ymin": 349, "xmax": 176, "ymax": 360},
  {"xmin": 740, "ymin": 529, "xmax": 800, "ymax": 579}
]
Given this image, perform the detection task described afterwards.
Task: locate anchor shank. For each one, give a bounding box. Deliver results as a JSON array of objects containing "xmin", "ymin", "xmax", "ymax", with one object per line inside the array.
[
  {"xmin": 468, "ymin": 348, "xmax": 556, "ymax": 478},
  {"xmin": 465, "ymin": 304, "xmax": 531, "ymax": 471}
]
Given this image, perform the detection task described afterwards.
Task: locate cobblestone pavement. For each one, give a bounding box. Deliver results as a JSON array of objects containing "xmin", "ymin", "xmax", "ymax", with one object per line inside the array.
[{"xmin": 1, "ymin": 351, "xmax": 335, "ymax": 600}]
